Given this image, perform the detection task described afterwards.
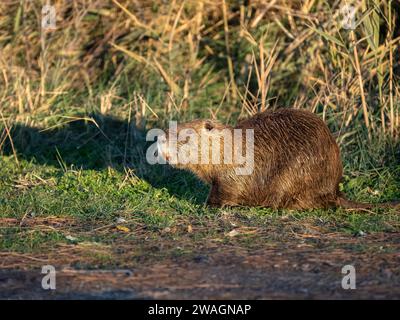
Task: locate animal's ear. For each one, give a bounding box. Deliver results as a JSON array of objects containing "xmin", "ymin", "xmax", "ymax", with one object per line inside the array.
[{"xmin": 204, "ymin": 120, "xmax": 214, "ymax": 131}]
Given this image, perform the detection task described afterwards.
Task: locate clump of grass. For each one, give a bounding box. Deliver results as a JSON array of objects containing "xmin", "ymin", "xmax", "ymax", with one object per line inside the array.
[{"xmin": 0, "ymin": 1, "xmax": 398, "ymax": 136}]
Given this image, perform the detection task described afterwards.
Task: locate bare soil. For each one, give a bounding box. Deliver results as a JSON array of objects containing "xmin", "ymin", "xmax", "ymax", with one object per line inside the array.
[{"xmin": 1, "ymin": 233, "xmax": 399, "ymax": 299}]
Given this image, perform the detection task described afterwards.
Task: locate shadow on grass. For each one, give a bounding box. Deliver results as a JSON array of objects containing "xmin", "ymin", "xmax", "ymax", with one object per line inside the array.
[
  {"xmin": 2, "ymin": 113, "xmax": 400, "ymax": 206},
  {"xmin": 1, "ymin": 114, "xmax": 208, "ymax": 204}
]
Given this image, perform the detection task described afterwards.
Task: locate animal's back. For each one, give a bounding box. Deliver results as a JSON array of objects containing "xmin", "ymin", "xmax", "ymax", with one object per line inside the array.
[{"xmin": 226, "ymin": 108, "xmax": 343, "ymax": 209}]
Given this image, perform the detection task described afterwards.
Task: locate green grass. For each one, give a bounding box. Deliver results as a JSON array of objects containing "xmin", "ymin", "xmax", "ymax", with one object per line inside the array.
[{"xmin": 0, "ymin": 129, "xmax": 399, "ymax": 256}]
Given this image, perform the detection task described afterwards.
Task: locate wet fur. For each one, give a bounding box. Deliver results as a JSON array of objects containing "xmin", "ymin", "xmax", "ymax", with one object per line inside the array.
[{"xmin": 163, "ymin": 109, "xmax": 398, "ymax": 210}]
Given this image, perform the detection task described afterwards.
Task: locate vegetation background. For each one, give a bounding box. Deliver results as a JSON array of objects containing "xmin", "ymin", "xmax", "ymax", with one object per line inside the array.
[{"xmin": 0, "ymin": 0, "xmax": 399, "ymax": 298}]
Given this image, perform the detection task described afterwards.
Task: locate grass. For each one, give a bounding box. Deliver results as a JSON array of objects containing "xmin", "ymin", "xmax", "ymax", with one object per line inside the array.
[
  {"xmin": 0, "ymin": 139, "xmax": 399, "ymax": 259},
  {"xmin": 0, "ymin": 1, "xmax": 399, "ymax": 270}
]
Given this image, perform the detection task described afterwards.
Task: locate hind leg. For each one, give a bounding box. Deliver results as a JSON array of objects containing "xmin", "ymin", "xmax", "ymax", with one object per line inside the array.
[
  {"xmin": 268, "ymin": 176, "xmax": 339, "ymax": 209},
  {"xmin": 278, "ymin": 168, "xmax": 340, "ymax": 210},
  {"xmin": 286, "ymin": 193, "xmax": 338, "ymax": 210}
]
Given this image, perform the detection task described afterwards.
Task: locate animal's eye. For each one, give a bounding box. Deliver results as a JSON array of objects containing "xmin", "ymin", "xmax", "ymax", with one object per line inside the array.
[{"xmin": 205, "ymin": 121, "xmax": 213, "ymax": 131}]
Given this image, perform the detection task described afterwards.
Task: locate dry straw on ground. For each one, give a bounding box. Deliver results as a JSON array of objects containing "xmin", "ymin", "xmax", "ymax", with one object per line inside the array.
[{"xmin": 0, "ymin": 0, "xmax": 399, "ymax": 139}]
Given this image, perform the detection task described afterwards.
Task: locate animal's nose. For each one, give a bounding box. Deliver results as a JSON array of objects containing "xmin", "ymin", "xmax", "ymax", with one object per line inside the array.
[
  {"xmin": 158, "ymin": 134, "xmax": 167, "ymax": 144},
  {"xmin": 157, "ymin": 134, "xmax": 170, "ymax": 161}
]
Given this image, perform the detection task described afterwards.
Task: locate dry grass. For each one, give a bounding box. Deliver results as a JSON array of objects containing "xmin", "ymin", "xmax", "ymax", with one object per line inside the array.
[{"xmin": 0, "ymin": 0, "xmax": 398, "ymax": 140}]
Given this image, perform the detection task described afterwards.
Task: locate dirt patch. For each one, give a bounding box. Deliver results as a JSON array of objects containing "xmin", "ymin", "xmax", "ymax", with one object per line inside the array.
[{"xmin": 1, "ymin": 233, "xmax": 399, "ymax": 299}]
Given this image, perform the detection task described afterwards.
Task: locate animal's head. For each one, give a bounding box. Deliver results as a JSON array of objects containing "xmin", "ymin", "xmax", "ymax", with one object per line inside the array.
[{"xmin": 157, "ymin": 119, "xmax": 228, "ymax": 171}]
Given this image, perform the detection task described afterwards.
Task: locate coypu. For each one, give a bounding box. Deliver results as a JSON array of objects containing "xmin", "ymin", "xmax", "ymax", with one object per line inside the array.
[{"xmin": 157, "ymin": 108, "xmax": 398, "ymax": 210}]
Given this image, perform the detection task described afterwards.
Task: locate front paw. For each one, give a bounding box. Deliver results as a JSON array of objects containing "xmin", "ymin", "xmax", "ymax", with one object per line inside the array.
[{"xmin": 205, "ymin": 198, "xmax": 223, "ymax": 208}]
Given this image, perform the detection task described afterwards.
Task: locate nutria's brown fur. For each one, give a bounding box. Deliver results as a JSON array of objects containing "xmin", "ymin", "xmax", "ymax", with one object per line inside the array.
[{"xmin": 158, "ymin": 108, "xmax": 398, "ymax": 210}]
